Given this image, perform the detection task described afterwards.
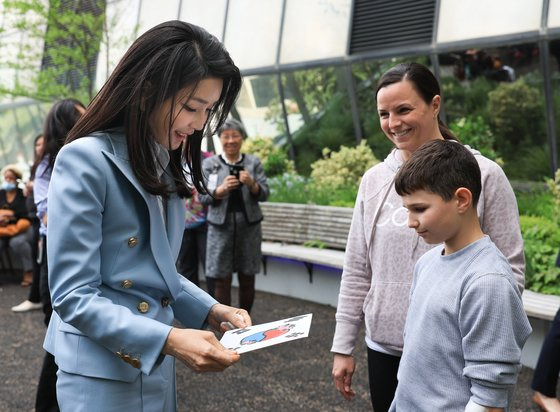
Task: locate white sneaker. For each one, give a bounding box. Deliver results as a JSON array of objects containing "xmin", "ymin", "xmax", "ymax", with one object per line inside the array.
[{"xmin": 11, "ymin": 300, "xmax": 42, "ymax": 312}]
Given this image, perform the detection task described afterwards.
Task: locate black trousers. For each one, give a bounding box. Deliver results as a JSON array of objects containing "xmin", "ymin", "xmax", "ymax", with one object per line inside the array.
[
  {"xmin": 27, "ymin": 220, "xmax": 41, "ymax": 303},
  {"xmin": 532, "ymin": 308, "xmax": 560, "ymax": 397},
  {"xmin": 367, "ymin": 347, "xmax": 401, "ymax": 412},
  {"xmin": 35, "ymin": 236, "xmax": 59, "ymax": 412},
  {"xmin": 176, "ymin": 225, "xmax": 207, "ymax": 287}
]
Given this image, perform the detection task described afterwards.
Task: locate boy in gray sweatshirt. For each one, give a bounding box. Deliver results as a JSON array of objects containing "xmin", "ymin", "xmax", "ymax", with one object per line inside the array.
[{"xmin": 389, "ymin": 140, "xmax": 532, "ymax": 412}]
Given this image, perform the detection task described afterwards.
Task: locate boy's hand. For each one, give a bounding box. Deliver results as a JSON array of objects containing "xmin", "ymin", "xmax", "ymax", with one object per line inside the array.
[{"xmin": 332, "ymin": 353, "xmax": 356, "ymax": 400}]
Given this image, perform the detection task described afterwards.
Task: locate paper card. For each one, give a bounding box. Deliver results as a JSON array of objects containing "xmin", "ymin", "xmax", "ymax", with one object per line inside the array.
[{"xmin": 220, "ymin": 313, "xmax": 312, "ymax": 354}]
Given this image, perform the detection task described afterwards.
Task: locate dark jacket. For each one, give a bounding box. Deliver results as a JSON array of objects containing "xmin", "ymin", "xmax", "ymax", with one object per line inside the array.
[{"xmin": 199, "ymin": 153, "xmax": 269, "ymax": 225}]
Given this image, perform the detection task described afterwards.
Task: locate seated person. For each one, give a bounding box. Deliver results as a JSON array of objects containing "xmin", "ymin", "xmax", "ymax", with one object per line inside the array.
[
  {"xmin": 390, "ymin": 140, "xmax": 532, "ymax": 412},
  {"xmin": 0, "ymin": 165, "xmax": 33, "ymax": 285}
]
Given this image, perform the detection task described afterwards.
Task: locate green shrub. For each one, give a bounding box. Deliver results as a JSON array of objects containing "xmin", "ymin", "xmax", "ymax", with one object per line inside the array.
[
  {"xmin": 442, "ymin": 76, "xmax": 495, "ymax": 124},
  {"xmin": 516, "ymin": 187, "xmax": 555, "ymax": 219},
  {"xmin": 267, "ymin": 173, "xmax": 310, "ymax": 204},
  {"xmin": 488, "ymin": 79, "xmax": 545, "ymax": 159},
  {"xmin": 310, "ymin": 140, "xmax": 378, "ymax": 191},
  {"xmin": 546, "ymin": 168, "xmax": 560, "ymax": 224},
  {"xmin": 305, "ymin": 183, "xmax": 358, "ymax": 207},
  {"xmin": 267, "ymin": 172, "xmax": 358, "ymax": 207},
  {"xmin": 520, "ymin": 215, "xmax": 560, "ymax": 296},
  {"xmin": 243, "ymin": 136, "xmax": 295, "ymax": 177},
  {"xmin": 503, "ymin": 145, "xmax": 551, "ymax": 181},
  {"xmin": 291, "ymin": 93, "xmax": 356, "ymax": 175},
  {"xmin": 449, "ymin": 115, "xmax": 501, "ymax": 163},
  {"xmin": 303, "ymin": 239, "xmax": 326, "ymax": 249}
]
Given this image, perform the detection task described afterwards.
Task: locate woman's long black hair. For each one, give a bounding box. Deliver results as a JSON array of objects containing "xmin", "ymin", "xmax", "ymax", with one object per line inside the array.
[
  {"xmin": 66, "ymin": 20, "xmax": 242, "ymax": 198},
  {"xmin": 39, "ymin": 99, "xmax": 85, "ymax": 175}
]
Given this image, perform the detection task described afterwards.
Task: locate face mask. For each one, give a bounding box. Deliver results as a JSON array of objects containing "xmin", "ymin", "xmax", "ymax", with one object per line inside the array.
[{"xmin": 2, "ymin": 182, "xmax": 16, "ymax": 191}]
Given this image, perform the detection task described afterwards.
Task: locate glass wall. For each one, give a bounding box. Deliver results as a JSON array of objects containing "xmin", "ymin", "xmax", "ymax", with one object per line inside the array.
[
  {"xmin": 0, "ymin": 1, "xmax": 559, "ymax": 183},
  {"xmin": 235, "ymin": 74, "xmax": 281, "ymax": 139},
  {"xmin": 224, "ymin": 0, "xmax": 282, "ymax": 71},
  {"xmin": 438, "ymin": 43, "xmax": 548, "ymax": 180},
  {"xmin": 279, "ymin": 66, "xmax": 353, "ymax": 174},
  {"xmin": 0, "ymin": 101, "xmax": 49, "ymax": 179},
  {"xmin": 548, "ymin": 38, "xmax": 560, "ymax": 172},
  {"xmin": 279, "ymin": 0, "xmax": 351, "ymax": 65}
]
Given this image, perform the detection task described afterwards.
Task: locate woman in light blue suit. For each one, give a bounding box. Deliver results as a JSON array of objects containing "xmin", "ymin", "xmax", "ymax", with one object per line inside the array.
[{"xmin": 44, "ymin": 21, "xmax": 251, "ymax": 411}]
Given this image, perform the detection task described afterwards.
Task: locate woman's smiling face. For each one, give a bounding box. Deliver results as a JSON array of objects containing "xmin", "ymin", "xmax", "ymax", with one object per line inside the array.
[
  {"xmin": 376, "ymin": 79, "xmax": 442, "ymax": 160},
  {"xmin": 149, "ymin": 77, "xmax": 223, "ymax": 150}
]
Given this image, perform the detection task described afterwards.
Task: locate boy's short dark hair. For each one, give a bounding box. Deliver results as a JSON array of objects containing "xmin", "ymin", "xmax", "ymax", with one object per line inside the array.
[{"xmin": 394, "ymin": 140, "xmax": 482, "ymax": 206}]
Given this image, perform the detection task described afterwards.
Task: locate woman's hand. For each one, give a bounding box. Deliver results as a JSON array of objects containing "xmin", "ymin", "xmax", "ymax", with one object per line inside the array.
[
  {"xmin": 163, "ymin": 328, "xmax": 240, "ymax": 372},
  {"xmin": 207, "ymin": 303, "xmax": 251, "ymax": 332},
  {"xmin": 239, "ymin": 171, "xmax": 260, "ymax": 195},
  {"xmin": 162, "ymin": 304, "xmax": 251, "ymax": 372},
  {"xmin": 23, "ymin": 180, "xmax": 34, "ymax": 197},
  {"xmin": 215, "ymin": 175, "xmax": 241, "ymax": 198},
  {"xmin": 332, "ymin": 353, "xmax": 357, "ymax": 400},
  {"xmin": 0, "ymin": 210, "xmax": 14, "ymax": 227}
]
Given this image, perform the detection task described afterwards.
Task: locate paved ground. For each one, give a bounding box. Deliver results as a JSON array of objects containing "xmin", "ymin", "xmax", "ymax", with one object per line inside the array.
[{"xmin": 0, "ymin": 275, "xmax": 554, "ymax": 411}]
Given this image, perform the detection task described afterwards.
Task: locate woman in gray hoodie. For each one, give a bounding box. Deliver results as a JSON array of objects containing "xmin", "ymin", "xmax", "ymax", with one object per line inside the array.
[{"xmin": 331, "ymin": 62, "xmax": 524, "ymax": 411}]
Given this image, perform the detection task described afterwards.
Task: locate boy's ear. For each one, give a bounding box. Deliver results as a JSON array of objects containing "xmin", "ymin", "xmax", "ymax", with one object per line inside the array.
[{"xmin": 454, "ymin": 187, "xmax": 473, "ymax": 213}]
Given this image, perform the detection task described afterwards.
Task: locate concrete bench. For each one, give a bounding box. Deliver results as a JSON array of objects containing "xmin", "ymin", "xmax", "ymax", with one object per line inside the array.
[
  {"xmin": 260, "ymin": 202, "xmax": 352, "ymax": 250},
  {"xmin": 260, "ymin": 202, "xmax": 560, "ymax": 319},
  {"xmin": 522, "ymin": 289, "xmax": 560, "ymax": 321},
  {"xmin": 260, "ymin": 202, "xmax": 350, "ymax": 281}
]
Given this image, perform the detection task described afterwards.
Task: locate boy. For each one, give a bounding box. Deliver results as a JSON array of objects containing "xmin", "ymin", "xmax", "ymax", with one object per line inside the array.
[{"xmin": 389, "ymin": 140, "xmax": 532, "ymax": 412}]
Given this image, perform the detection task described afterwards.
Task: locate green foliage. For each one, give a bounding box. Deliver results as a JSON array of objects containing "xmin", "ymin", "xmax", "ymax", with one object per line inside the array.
[
  {"xmin": 303, "ymin": 239, "xmax": 326, "ymax": 249},
  {"xmin": 291, "ymin": 93, "xmax": 356, "ymax": 175},
  {"xmin": 310, "ymin": 140, "xmax": 378, "ymax": 191},
  {"xmin": 267, "ymin": 173, "xmax": 357, "ymax": 207},
  {"xmin": 488, "ymin": 79, "xmax": 545, "ymax": 159},
  {"xmin": 267, "ymin": 173, "xmax": 311, "ymax": 204},
  {"xmin": 515, "ymin": 188, "xmax": 559, "ymax": 295},
  {"xmin": 449, "ymin": 115, "xmax": 502, "ymax": 163},
  {"xmin": 1, "ymin": 0, "xmax": 104, "ymax": 102},
  {"xmin": 545, "ymin": 169, "xmax": 560, "ymax": 224},
  {"xmin": 305, "ymin": 183, "xmax": 358, "ymax": 207},
  {"xmin": 242, "ymin": 136, "xmax": 295, "ymax": 177},
  {"xmin": 286, "ymin": 68, "xmax": 340, "ymax": 114},
  {"xmin": 516, "ymin": 186, "xmax": 556, "ymax": 218},
  {"xmin": 520, "ymin": 215, "xmax": 560, "ymax": 296},
  {"xmin": 1, "ymin": 0, "xmax": 133, "ymax": 103},
  {"xmin": 442, "ymin": 76, "xmax": 495, "ymax": 124},
  {"xmin": 503, "ymin": 145, "xmax": 551, "ymax": 181}
]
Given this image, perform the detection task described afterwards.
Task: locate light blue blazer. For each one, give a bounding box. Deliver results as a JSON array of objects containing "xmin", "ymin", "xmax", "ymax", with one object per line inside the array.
[{"xmin": 44, "ymin": 130, "xmax": 217, "ymax": 383}]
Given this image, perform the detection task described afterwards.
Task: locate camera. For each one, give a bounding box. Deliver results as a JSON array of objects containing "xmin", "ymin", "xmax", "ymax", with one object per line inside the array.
[{"xmin": 229, "ymin": 164, "xmax": 244, "ymax": 179}]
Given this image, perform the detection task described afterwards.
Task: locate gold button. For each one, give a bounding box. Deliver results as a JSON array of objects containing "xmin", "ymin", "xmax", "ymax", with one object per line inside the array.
[
  {"xmin": 127, "ymin": 237, "xmax": 138, "ymax": 247},
  {"xmin": 130, "ymin": 358, "xmax": 141, "ymax": 369},
  {"xmin": 161, "ymin": 297, "xmax": 170, "ymax": 307},
  {"xmin": 121, "ymin": 280, "xmax": 133, "ymax": 289},
  {"xmin": 116, "ymin": 351, "xmax": 123, "ymax": 359},
  {"xmin": 137, "ymin": 301, "xmax": 149, "ymax": 313},
  {"xmin": 122, "ymin": 354, "xmax": 132, "ymax": 363}
]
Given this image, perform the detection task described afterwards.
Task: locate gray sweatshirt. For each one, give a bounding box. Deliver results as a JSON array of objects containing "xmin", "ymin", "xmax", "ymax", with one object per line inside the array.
[
  {"xmin": 331, "ymin": 147, "xmax": 525, "ymax": 355},
  {"xmin": 389, "ymin": 236, "xmax": 532, "ymax": 411}
]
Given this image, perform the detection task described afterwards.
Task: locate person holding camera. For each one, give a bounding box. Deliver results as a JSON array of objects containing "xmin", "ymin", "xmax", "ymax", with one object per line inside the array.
[{"xmin": 199, "ymin": 118, "xmax": 269, "ymax": 313}]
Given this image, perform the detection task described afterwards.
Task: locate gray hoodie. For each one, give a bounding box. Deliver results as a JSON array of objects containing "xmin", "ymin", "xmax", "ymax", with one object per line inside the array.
[{"xmin": 331, "ymin": 146, "xmax": 525, "ymax": 354}]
